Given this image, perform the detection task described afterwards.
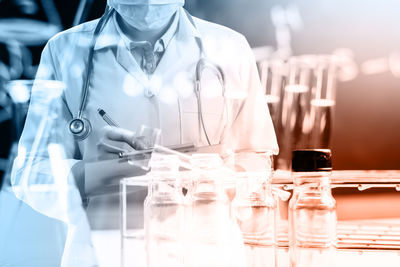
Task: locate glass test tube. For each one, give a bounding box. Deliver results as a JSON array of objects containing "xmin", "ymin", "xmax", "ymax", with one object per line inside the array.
[
  {"xmin": 309, "ymin": 55, "xmax": 338, "ymax": 148},
  {"xmin": 260, "ymin": 59, "xmax": 287, "ymax": 127},
  {"xmin": 276, "ymin": 56, "xmax": 313, "ymax": 170}
]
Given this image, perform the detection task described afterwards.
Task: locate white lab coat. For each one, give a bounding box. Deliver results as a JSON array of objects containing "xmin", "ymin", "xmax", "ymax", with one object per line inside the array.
[{"xmin": 8, "ymin": 7, "xmax": 278, "ymax": 266}]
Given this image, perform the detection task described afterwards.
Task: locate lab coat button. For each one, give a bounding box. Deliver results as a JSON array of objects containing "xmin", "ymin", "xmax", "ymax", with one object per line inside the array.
[{"xmin": 146, "ymin": 62, "xmax": 155, "ymax": 72}]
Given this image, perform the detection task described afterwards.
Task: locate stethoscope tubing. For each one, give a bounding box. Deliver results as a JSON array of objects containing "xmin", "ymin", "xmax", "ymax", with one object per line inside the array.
[{"xmin": 78, "ymin": 7, "xmax": 115, "ymax": 118}]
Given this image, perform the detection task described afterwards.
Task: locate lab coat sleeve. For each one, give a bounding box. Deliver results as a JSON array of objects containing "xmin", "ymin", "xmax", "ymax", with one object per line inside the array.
[
  {"xmin": 223, "ymin": 35, "xmax": 279, "ymax": 155},
  {"xmin": 10, "ymin": 40, "xmax": 84, "ymax": 225}
]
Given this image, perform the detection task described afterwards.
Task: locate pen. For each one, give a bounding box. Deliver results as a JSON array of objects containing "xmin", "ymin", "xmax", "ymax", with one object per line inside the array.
[{"xmin": 98, "ymin": 108, "xmax": 119, "ymax": 127}]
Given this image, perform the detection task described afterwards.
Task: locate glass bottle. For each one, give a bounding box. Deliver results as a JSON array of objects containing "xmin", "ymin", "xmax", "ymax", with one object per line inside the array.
[
  {"xmin": 288, "ymin": 149, "xmax": 337, "ymax": 267},
  {"xmin": 187, "ymin": 154, "xmax": 245, "ymax": 267},
  {"xmin": 233, "ymin": 171, "xmax": 277, "ymax": 267},
  {"xmin": 144, "ymin": 155, "xmax": 184, "ymax": 267}
]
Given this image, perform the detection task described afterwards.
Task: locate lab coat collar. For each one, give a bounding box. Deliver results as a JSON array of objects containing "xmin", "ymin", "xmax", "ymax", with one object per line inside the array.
[
  {"xmin": 94, "ymin": 12, "xmax": 120, "ymax": 50},
  {"xmin": 175, "ymin": 7, "xmax": 201, "ymax": 41},
  {"xmin": 101, "ymin": 6, "xmax": 202, "ymax": 88},
  {"xmin": 115, "ymin": 6, "xmax": 202, "ymax": 83},
  {"xmin": 116, "ymin": 38, "xmax": 148, "ymax": 84}
]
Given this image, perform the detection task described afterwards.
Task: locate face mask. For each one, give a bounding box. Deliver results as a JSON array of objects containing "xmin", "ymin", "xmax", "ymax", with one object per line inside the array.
[{"xmin": 108, "ymin": 0, "xmax": 184, "ymax": 31}]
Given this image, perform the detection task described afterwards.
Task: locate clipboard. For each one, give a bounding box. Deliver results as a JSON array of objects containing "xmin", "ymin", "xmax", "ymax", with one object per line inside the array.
[
  {"xmin": 84, "ymin": 143, "xmax": 225, "ymax": 189},
  {"xmin": 85, "ymin": 144, "xmax": 196, "ymax": 185}
]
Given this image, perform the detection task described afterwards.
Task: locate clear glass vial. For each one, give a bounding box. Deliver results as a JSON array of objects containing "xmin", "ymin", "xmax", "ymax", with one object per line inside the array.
[
  {"xmin": 144, "ymin": 155, "xmax": 184, "ymax": 267},
  {"xmin": 288, "ymin": 149, "xmax": 337, "ymax": 267},
  {"xmin": 187, "ymin": 154, "xmax": 245, "ymax": 267},
  {"xmin": 233, "ymin": 171, "xmax": 277, "ymax": 267}
]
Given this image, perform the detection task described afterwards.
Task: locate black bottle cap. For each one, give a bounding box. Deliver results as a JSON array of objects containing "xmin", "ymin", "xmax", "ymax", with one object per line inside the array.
[{"xmin": 292, "ymin": 149, "xmax": 332, "ymax": 172}]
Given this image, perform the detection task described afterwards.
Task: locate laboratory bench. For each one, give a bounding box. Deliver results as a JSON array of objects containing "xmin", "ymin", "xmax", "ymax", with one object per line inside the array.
[
  {"xmin": 92, "ymin": 222, "xmax": 400, "ymax": 267},
  {"xmin": 89, "ymin": 170, "xmax": 400, "ymax": 267}
]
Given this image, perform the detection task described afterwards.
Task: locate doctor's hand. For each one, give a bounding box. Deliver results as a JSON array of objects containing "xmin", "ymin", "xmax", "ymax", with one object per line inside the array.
[{"xmin": 96, "ymin": 126, "xmax": 150, "ymax": 160}]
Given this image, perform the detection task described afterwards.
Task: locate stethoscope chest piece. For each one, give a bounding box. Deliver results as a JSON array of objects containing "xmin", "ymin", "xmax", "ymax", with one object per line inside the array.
[{"xmin": 69, "ymin": 117, "xmax": 92, "ymax": 141}]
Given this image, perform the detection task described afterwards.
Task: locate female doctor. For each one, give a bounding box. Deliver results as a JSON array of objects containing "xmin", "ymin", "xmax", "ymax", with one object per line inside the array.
[{"xmin": 7, "ymin": 0, "xmax": 279, "ymax": 266}]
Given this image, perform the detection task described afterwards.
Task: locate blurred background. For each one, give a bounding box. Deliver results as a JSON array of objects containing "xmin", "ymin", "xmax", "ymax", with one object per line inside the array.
[{"xmin": 0, "ymin": 0, "xmax": 399, "ymax": 185}]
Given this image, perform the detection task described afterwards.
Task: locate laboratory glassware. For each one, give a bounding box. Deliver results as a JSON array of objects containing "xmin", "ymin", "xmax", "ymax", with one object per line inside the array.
[
  {"xmin": 144, "ymin": 155, "xmax": 184, "ymax": 267},
  {"xmin": 259, "ymin": 58, "xmax": 287, "ymax": 128},
  {"xmin": 120, "ymin": 176, "xmax": 148, "ymax": 267},
  {"xmin": 10, "ymin": 79, "xmax": 70, "ymax": 195},
  {"xmin": 135, "ymin": 125, "xmax": 161, "ymax": 149},
  {"xmin": 187, "ymin": 153, "xmax": 246, "ymax": 267},
  {"xmin": 120, "ymin": 147, "xmax": 187, "ymax": 267},
  {"xmin": 277, "ymin": 56, "xmax": 313, "ymax": 170},
  {"xmin": 125, "ymin": 126, "xmax": 161, "ymax": 168},
  {"xmin": 5, "ymin": 80, "xmax": 33, "ymax": 140},
  {"xmin": 233, "ymin": 171, "xmax": 277, "ymax": 267},
  {"xmin": 288, "ymin": 149, "xmax": 337, "ymax": 267},
  {"xmin": 308, "ymin": 55, "xmax": 338, "ymax": 149},
  {"xmin": 7, "ymin": 80, "xmax": 99, "ymax": 265}
]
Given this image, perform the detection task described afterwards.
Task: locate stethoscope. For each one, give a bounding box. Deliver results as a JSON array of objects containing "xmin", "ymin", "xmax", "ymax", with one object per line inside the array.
[{"xmin": 69, "ymin": 6, "xmax": 226, "ymax": 146}]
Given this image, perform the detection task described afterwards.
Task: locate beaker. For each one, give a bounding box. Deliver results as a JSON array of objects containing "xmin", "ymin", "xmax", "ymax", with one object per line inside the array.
[
  {"xmin": 233, "ymin": 172, "xmax": 277, "ymax": 267},
  {"xmin": 126, "ymin": 125, "xmax": 161, "ymax": 169},
  {"xmin": 135, "ymin": 125, "xmax": 161, "ymax": 150}
]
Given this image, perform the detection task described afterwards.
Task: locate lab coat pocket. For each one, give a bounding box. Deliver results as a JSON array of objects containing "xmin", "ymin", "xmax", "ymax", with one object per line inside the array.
[
  {"xmin": 180, "ymin": 95, "xmax": 225, "ymax": 114},
  {"xmin": 180, "ymin": 95, "xmax": 228, "ymax": 145}
]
